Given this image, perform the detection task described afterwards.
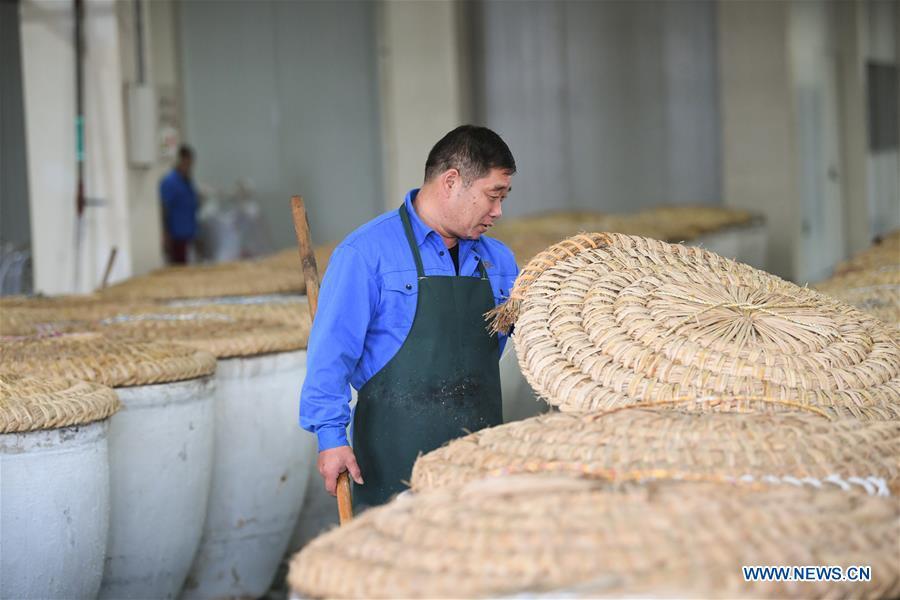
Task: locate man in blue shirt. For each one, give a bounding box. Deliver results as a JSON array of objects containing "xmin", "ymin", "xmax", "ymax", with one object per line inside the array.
[
  {"xmin": 159, "ymin": 144, "xmax": 199, "ymax": 264},
  {"xmin": 300, "ymin": 125, "xmax": 519, "ymax": 509}
]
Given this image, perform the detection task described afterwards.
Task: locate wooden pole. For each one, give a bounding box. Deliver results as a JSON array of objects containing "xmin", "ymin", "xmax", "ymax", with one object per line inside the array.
[
  {"xmin": 100, "ymin": 246, "xmax": 118, "ymax": 289},
  {"xmin": 290, "ymin": 195, "xmax": 353, "ymax": 525}
]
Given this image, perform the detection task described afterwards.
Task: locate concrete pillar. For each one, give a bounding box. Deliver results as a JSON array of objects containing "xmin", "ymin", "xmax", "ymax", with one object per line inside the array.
[
  {"xmin": 376, "ymin": 0, "xmax": 470, "ymax": 210},
  {"xmin": 718, "ymin": 0, "xmax": 801, "ymax": 279}
]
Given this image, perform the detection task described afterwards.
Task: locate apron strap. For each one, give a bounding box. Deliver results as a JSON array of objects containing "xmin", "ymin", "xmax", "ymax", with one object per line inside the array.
[
  {"xmin": 400, "ymin": 204, "xmax": 490, "ymax": 281},
  {"xmin": 399, "ymin": 205, "xmax": 426, "ymax": 279}
]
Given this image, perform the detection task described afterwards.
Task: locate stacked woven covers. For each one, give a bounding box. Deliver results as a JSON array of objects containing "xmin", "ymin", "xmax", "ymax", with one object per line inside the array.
[
  {"xmin": 288, "ymin": 476, "xmax": 900, "ymax": 599},
  {"xmin": 815, "ymin": 230, "xmax": 899, "ymax": 329},
  {"xmin": 289, "ymin": 233, "xmax": 900, "ymax": 599},
  {"xmin": 1, "ymin": 374, "xmax": 121, "ymax": 599}
]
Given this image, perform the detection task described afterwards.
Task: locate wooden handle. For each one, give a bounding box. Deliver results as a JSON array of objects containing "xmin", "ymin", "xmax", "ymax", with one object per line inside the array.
[
  {"xmin": 336, "ymin": 472, "xmax": 353, "ymax": 524},
  {"xmin": 290, "ymin": 196, "xmax": 320, "ymax": 317},
  {"xmin": 290, "ymin": 195, "xmax": 354, "ymax": 525},
  {"xmin": 100, "ymin": 246, "xmax": 117, "ymax": 289}
]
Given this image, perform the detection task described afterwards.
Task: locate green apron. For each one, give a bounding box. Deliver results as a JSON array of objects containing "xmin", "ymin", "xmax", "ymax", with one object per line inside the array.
[{"xmin": 352, "ymin": 205, "xmax": 503, "ymax": 510}]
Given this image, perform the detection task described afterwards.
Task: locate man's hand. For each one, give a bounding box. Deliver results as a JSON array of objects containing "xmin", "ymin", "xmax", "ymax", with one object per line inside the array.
[{"xmin": 318, "ymin": 445, "xmax": 363, "ymax": 496}]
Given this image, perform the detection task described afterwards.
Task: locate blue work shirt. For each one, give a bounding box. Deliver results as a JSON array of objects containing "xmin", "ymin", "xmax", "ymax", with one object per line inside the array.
[
  {"xmin": 159, "ymin": 169, "xmax": 198, "ymax": 240},
  {"xmin": 300, "ymin": 189, "xmax": 520, "ymax": 451}
]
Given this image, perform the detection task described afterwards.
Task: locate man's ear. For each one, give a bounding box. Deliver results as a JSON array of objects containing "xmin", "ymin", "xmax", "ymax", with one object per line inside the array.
[{"xmin": 440, "ymin": 168, "xmax": 460, "ymax": 196}]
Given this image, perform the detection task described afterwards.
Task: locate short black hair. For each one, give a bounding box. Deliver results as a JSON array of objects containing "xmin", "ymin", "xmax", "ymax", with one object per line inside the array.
[
  {"xmin": 178, "ymin": 144, "xmax": 194, "ymax": 160},
  {"xmin": 424, "ymin": 125, "xmax": 516, "ymax": 184}
]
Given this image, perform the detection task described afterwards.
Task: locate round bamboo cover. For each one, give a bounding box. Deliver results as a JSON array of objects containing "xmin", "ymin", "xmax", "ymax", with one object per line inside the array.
[
  {"xmin": 1, "ymin": 373, "xmax": 121, "ymax": 433},
  {"xmin": 85, "ymin": 312, "xmax": 309, "ymax": 357},
  {"xmin": 287, "ymin": 476, "xmax": 900, "ymax": 599},
  {"xmin": 489, "ymin": 233, "xmax": 900, "ymax": 416},
  {"xmin": 0, "ymin": 333, "xmax": 216, "ymax": 387},
  {"xmin": 411, "ymin": 409, "xmax": 900, "ymax": 494},
  {"xmin": 99, "ymin": 262, "xmax": 304, "ymax": 300}
]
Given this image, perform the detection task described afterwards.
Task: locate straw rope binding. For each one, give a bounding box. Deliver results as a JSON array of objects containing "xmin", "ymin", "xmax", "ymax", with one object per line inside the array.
[
  {"xmin": 288, "ymin": 476, "xmax": 900, "ymax": 599},
  {"xmin": 491, "ymin": 233, "xmax": 900, "ymax": 415},
  {"xmin": 410, "ymin": 409, "xmax": 900, "ymax": 495},
  {"xmin": 1, "ymin": 372, "xmax": 121, "ymax": 433}
]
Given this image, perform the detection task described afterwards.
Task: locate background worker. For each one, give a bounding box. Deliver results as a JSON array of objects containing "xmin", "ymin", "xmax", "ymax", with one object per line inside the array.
[
  {"xmin": 300, "ymin": 125, "xmax": 520, "ymax": 510},
  {"xmin": 159, "ymin": 144, "xmax": 199, "ymax": 264}
]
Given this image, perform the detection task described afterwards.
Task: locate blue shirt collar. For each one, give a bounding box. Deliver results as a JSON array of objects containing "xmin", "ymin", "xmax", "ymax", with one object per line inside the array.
[{"xmin": 404, "ymin": 188, "xmax": 436, "ymax": 248}]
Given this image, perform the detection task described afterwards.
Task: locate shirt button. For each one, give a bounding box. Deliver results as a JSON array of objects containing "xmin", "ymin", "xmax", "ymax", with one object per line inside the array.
[
  {"xmin": 405, "ymin": 284, "xmax": 412, "ymax": 290},
  {"xmin": 439, "ymin": 251, "xmax": 445, "ymax": 256}
]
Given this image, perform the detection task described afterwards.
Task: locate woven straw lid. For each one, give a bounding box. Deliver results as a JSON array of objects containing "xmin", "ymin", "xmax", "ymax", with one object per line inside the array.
[
  {"xmin": 489, "ymin": 233, "xmax": 900, "ymax": 416},
  {"xmin": 288, "ymin": 476, "xmax": 900, "ymax": 599},
  {"xmin": 1, "ymin": 372, "xmax": 121, "ymax": 433},
  {"xmin": 256, "ymin": 242, "xmax": 338, "ymax": 274},
  {"xmin": 165, "ymin": 295, "xmax": 312, "ymax": 329},
  {"xmin": 99, "ymin": 262, "xmax": 304, "ymax": 300},
  {"xmin": 411, "ymin": 409, "xmax": 900, "ymax": 494},
  {"xmin": 0, "ymin": 333, "xmax": 216, "ymax": 387},
  {"xmin": 78, "ymin": 312, "xmax": 308, "ymax": 357},
  {"xmin": 817, "ymin": 283, "xmax": 899, "ymax": 329},
  {"xmin": 834, "ymin": 230, "xmax": 899, "ymax": 275},
  {"xmin": 1, "ymin": 300, "xmax": 162, "ymax": 338},
  {"xmin": 630, "ymin": 204, "xmax": 760, "ymax": 241}
]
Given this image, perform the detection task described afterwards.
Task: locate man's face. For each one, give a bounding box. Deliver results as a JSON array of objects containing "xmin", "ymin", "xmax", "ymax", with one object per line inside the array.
[
  {"xmin": 178, "ymin": 156, "xmax": 194, "ymax": 176},
  {"xmin": 448, "ymin": 167, "xmax": 512, "ymax": 239}
]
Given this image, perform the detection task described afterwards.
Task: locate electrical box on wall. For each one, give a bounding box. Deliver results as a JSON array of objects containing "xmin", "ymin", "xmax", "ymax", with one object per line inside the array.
[{"xmin": 126, "ymin": 83, "xmax": 157, "ymax": 167}]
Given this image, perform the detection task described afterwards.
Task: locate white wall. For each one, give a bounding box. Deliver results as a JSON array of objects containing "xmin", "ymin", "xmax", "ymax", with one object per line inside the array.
[
  {"xmin": 179, "ymin": 0, "xmax": 384, "ymax": 248},
  {"xmin": 476, "ymin": 0, "xmax": 721, "ymax": 217},
  {"xmin": 20, "ymin": 0, "xmax": 132, "ymax": 294}
]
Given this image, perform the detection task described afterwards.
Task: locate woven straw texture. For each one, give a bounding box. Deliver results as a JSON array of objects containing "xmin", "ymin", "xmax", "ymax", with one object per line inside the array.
[
  {"xmin": 411, "ymin": 409, "xmax": 900, "ymax": 494},
  {"xmin": 1, "ymin": 300, "xmax": 161, "ymax": 338},
  {"xmin": 1, "ymin": 372, "xmax": 120, "ymax": 433},
  {"xmin": 489, "ymin": 207, "xmax": 760, "ymax": 263},
  {"xmin": 489, "ymin": 233, "xmax": 900, "ymax": 416},
  {"xmin": 256, "ymin": 242, "xmax": 338, "ymax": 275},
  {"xmin": 165, "ymin": 296, "xmax": 312, "ymax": 329},
  {"xmin": 80, "ymin": 312, "xmax": 308, "ymax": 358},
  {"xmin": 288, "ymin": 476, "xmax": 900, "ymax": 599},
  {"xmin": 99, "ymin": 262, "xmax": 304, "ymax": 300},
  {"xmin": 817, "ymin": 283, "xmax": 899, "ymax": 329},
  {"xmin": 833, "ymin": 230, "xmax": 899, "ymax": 275},
  {"xmin": 0, "ymin": 333, "xmax": 216, "ymax": 387}
]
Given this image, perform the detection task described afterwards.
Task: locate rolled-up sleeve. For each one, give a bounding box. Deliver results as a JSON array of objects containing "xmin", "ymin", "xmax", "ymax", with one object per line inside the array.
[{"xmin": 300, "ymin": 244, "xmax": 377, "ymax": 451}]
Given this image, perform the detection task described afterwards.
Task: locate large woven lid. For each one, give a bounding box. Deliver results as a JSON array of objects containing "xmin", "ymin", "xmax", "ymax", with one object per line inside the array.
[
  {"xmin": 411, "ymin": 409, "xmax": 900, "ymax": 494},
  {"xmin": 166, "ymin": 295, "xmax": 312, "ymax": 329},
  {"xmin": 1, "ymin": 299, "xmax": 161, "ymax": 337},
  {"xmin": 99, "ymin": 262, "xmax": 304, "ymax": 300},
  {"xmin": 0, "ymin": 333, "xmax": 216, "ymax": 387},
  {"xmin": 816, "ymin": 279, "xmax": 899, "ymax": 329},
  {"xmin": 256, "ymin": 242, "xmax": 338, "ymax": 274},
  {"xmin": 85, "ymin": 312, "xmax": 309, "ymax": 357},
  {"xmin": 1, "ymin": 373, "xmax": 121, "ymax": 433},
  {"xmin": 489, "ymin": 233, "xmax": 900, "ymax": 416},
  {"xmin": 630, "ymin": 204, "xmax": 760, "ymax": 241},
  {"xmin": 834, "ymin": 230, "xmax": 899, "ymax": 275},
  {"xmin": 288, "ymin": 476, "xmax": 900, "ymax": 599}
]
